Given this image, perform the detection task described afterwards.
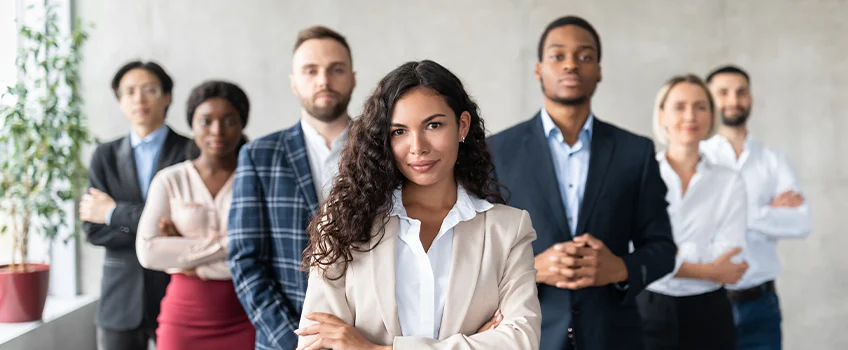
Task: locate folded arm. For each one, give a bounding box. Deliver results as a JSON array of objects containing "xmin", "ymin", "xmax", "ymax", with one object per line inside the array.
[
  {"xmin": 392, "ymin": 210, "xmax": 542, "ymax": 349},
  {"xmin": 83, "ymin": 146, "xmax": 137, "ymax": 249},
  {"xmin": 135, "ymin": 173, "xmax": 228, "ymax": 271},
  {"xmin": 748, "ymin": 154, "xmax": 812, "ymax": 239},
  {"xmin": 674, "ymin": 175, "xmax": 748, "ymax": 281}
]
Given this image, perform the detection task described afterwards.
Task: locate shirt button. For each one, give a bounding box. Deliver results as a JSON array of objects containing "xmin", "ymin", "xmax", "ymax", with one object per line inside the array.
[{"xmin": 569, "ymin": 184, "xmax": 574, "ymax": 188}]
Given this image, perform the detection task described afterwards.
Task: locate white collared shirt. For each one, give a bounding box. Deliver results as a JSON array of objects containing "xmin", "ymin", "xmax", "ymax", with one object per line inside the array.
[
  {"xmin": 701, "ymin": 134, "xmax": 812, "ymax": 290},
  {"xmin": 647, "ymin": 152, "xmax": 748, "ymax": 297},
  {"xmin": 391, "ymin": 185, "xmax": 494, "ymax": 339},
  {"xmin": 300, "ymin": 120, "xmax": 349, "ymax": 203}
]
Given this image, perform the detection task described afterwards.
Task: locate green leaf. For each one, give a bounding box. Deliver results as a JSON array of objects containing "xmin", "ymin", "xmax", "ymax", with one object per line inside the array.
[{"xmin": 1, "ymin": 7, "xmax": 92, "ymax": 247}]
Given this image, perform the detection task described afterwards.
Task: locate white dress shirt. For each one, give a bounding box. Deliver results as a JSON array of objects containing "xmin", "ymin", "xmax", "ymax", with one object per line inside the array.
[
  {"xmin": 701, "ymin": 134, "xmax": 812, "ymax": 290},
  {"xmin": 646, "ymin": 152, "xmax": 748, "ymax": 297},
  {"xmin": 300, "ymin": 120, "xmax": 349, "ymax": 203},
  {"xmin": 391, "ymin": 185, "xmax": 494, "ymax": 339}
]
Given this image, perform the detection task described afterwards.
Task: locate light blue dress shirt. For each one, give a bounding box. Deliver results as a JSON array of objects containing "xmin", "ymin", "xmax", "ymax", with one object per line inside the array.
[
  {"xmin": 105, "ymin": 124, "xmax": 169, "ymax": 225},
  {"xmin": 539, "ymin": 108, "xmax": 594, "ymax": 236}
]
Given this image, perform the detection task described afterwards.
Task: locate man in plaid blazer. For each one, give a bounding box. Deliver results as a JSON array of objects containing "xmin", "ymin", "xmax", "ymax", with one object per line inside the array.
[{"xmin": 228, "ymin": 25, "xmax": 356, "ymax": 350}]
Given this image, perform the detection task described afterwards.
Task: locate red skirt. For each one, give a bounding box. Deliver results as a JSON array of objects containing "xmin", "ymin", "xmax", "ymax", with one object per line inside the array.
[{"xmin": 156, "ymin": 274, "xmax": 255, "ymax": 350}]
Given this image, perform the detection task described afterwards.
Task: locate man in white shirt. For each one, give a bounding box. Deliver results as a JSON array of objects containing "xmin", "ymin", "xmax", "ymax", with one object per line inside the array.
[
  {"xmin": 701, "ymin": 65, "xmax": 812, "ymax": 350},
  {"xmin": 228, "ymin": 25, "xmax": 354, "ymax": 350}
]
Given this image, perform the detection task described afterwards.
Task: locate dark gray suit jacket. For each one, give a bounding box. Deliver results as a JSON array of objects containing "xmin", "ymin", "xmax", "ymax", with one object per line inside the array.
[
  {"xmin": 488, "ymin": 114, "xmax": 676, "ymax": 350},
  {"xmin": 83, "ymin": 126, "xmax": 190, "ymax": 331}
]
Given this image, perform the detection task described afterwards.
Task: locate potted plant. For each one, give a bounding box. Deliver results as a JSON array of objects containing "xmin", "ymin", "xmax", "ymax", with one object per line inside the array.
[{"xmin": 0, "ymin": 5, "xmax": 90, "ymax": 323}]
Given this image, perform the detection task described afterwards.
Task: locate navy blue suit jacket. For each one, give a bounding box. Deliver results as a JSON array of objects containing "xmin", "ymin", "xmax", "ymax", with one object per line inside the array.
[{"xmin": 488, "ymin": 113, "xmax": 676, "ymax": 350}]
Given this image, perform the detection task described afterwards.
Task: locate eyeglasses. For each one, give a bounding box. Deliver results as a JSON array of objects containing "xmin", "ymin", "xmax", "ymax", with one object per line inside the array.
[{"xmin": 117, "ymin": 84, "xmax": 163, "ymax": 99}]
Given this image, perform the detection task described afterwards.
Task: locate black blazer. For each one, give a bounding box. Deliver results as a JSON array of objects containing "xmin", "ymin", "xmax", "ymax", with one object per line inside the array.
[
  {"xmin": 488, "ymin": 113, "xmax": 676, "ymax": 350},
  {"xmin": 83, "ymin": 126, "xmax": 190, "ymax": 331}
]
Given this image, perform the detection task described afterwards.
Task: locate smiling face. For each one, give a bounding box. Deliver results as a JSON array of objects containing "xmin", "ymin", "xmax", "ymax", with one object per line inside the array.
[
  {"xmin": 708, "ymin": 72, "xmax": 753, "ymax": 127},
  {"xmin": 389, "ymin": 87, "xmax": 470, "ymax": 189},
  {"xmin": 659, "ymin": 82, "xmax": 715, "ymax": 147},
  {"xmin": 191, "ymin": 97, "xmax": 244, "ymax": 159}
]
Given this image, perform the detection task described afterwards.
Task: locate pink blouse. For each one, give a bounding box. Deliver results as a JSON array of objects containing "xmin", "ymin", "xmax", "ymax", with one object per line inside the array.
[{"xmin": 136, "ymin": 161, "xmax": 234, "ymax": 280}]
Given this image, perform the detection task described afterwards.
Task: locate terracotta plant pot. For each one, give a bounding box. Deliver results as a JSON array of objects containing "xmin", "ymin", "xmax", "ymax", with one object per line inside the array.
[{"xmin": 0, "ymin": 263, "xmax": 50, "ymax": 323}]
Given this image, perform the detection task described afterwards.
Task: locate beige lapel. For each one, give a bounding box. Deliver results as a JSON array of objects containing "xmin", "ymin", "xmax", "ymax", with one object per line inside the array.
[
  {"xmin": 369, "ymin": 216, "xmax": 403, "ymax": 337},
  {"xmin": 437, "ymin": 213, "xmax": 486, "ymax": 339}
]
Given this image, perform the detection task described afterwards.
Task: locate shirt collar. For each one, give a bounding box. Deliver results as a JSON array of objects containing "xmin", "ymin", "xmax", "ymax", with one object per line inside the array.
[
  {"xmin": 301, "ymin": 119, "xmax": 351, "ymax": 151},
  {"xmin": 540, "ymin": 107, "xmax": 594, "ymax": 142},
  {"xmin": 130, "ymin": 124, "xmax": 169, "ymax": 149},
  {"xmin": 389, "ymin": 184, "xmax": 494, "ymax": 221},
  {"xmin": 706, "ymin": 132, "xmax": 755, "ymax": 151},
  {"xmin": 656, "ymin": 151, "xmax": 710, "ymax": 173}
]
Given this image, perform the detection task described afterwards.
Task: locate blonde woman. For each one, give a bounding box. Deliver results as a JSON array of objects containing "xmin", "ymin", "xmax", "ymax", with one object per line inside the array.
[{"xmin": 637, "ymin": 74, "xmax": 748, "ymax": 350}]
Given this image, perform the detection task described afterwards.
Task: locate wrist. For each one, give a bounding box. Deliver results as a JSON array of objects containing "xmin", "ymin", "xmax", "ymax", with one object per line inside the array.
[
  {"xmin": 104, "ymin": 204, "xmax": 118, "ymax": 225},
  {"xmin": 704, "ymin": 263, "xmax": 720, "ymax": 282},
  {"xmin": 614, "ymin": 256, "xmax": 629, "ymax": 283}
]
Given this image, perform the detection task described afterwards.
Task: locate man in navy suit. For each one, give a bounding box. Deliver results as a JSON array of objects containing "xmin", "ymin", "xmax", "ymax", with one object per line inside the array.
[
  {"xmin": 228, "ymin": 25, "xmax": 355, "ymax": 350},
  {"xmin": 488, "ymin": 16, "xmax": 676, "ymax": 350}
]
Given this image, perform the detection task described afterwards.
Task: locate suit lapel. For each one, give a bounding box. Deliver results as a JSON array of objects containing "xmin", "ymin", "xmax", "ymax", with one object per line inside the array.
[
  {"xmin": 116, "ymin": 136, "xmax": 143, "ymax": 202},
  {"xmin": 438, "ymin": 214, "xmax": 485, "ymax": 339},
  {"xmin": 576, "ymin": 118, "xmax": 614, "ymax": 236},
  {"xmin": 155, "ymin": 127, "xmax": 185, "ymax": 172},
  {"xmin": 369, "ymin": 217, "xmax": 403, "ymax": 337},
  {"xmin": 522, "ymin": 113, "xmax": 571, "ymax": 238},
  {"xmin": 283, "ymin": 124, "xmax": 320, "ymax": 215}
]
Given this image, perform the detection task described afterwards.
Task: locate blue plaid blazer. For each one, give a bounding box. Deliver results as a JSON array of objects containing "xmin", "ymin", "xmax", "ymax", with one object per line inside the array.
[{"xmin": 228, "ymin": 123, "xmax": 318, "ymax": 350}]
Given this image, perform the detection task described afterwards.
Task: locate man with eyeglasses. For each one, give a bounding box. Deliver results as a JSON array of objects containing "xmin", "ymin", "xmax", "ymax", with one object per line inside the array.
[{"xmin": 80, "ymin": 61, "xmax": 191, "ymax": 350}]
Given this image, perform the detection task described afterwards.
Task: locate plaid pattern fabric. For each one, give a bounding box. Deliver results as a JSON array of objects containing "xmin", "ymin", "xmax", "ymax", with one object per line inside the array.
[{"xmin": 228, "ymin": 123, "xmax": 319, "ymax": 350}]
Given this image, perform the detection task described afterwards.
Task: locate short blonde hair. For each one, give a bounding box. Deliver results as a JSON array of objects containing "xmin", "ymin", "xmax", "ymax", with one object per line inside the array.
[{"xmin": 652, "ymin": 74, "xmax": 717, "ymax": 146}]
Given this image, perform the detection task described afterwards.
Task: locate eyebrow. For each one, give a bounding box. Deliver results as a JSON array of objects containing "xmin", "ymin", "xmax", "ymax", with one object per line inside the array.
[
  {"xmin": 301, "ymin": 61, "xmax": 348, "ymax": 69},
  {"xmin": 546, "ymin": 44, "xmax": 596, "ymax": 51},
  {"xmin": 390, "ymin": 114, "xmax": 447, "ymax": 128},
  {"xmin": 120, "ymin": 82, "xmax": 159, "ymax": 88}
]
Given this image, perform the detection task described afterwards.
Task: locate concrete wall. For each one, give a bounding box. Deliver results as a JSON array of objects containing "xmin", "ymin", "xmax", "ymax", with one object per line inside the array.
[{"xmin": 74, "ymin": 1, "xmax": 848, "ymax": 349}]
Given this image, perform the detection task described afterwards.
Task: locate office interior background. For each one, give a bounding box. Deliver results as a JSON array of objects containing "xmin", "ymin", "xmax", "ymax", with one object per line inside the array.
[{"xmin": 0, "ymin": 0, "xmax": 846, "ymax": 349}]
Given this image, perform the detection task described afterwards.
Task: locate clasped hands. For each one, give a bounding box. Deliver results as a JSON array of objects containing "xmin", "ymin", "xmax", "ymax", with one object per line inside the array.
[{"xmin": 535, "ymin": 234, "xmax": 628, "ymax": 289}]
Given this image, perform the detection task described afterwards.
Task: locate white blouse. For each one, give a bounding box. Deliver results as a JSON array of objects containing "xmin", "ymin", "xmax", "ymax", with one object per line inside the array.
[
  {"xmin": 391, "ymin": 185, "xmax": 493, "ymax": 338},
  {"xmin": 136, "ymin": 161, "xmax": 233, "ymax": 280},
  {"xmin": 647, "ymin": 153, "xmax": 748, "ymax": 297}
]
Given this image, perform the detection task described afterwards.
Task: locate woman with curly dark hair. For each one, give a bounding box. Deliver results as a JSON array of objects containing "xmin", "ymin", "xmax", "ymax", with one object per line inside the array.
[
  {"xmin": 136, "ymin": 81, "xmax": 254, "ymax": 349},
  {"xmin": 295, "ymin": 60, "xmax": 541, "ymax": 350}
]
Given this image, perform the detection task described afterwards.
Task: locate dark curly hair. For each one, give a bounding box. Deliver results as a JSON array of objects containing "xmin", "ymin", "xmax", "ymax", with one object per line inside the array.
[
  {"xmin": 185, "ymin": 80, "xmax": 250, "ymax": 159},
  {"xmin": 302, "ymin": 60, "xmax": 504, "ymax": 278}
]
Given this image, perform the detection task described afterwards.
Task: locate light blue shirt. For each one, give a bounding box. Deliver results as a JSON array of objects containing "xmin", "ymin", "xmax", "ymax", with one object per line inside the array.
[
  {"xmin": 540, "ymin": 108, "xmax": 594, "ymax": 235},
  {"xmin": 105, "ymin": 124, "xmax": 169, "ymax": 225}
]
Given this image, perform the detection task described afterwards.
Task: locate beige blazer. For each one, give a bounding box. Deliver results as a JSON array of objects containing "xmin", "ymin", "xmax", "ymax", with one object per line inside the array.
[{"xmin": 298, "ymin": 204, "xmax": 542, "ymax": 349}]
